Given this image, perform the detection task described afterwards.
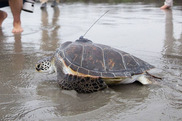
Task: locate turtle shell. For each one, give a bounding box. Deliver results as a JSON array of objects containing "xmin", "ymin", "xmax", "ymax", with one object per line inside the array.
[{"xmin": 56, "ymin": 37, "xmax": 154, "ymax": 78}]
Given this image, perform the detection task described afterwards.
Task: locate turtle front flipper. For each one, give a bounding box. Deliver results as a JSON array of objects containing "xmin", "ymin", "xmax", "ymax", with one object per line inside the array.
[{"xmin": 58, "ymin": 74, "xmax": 107, "ymax": 93}]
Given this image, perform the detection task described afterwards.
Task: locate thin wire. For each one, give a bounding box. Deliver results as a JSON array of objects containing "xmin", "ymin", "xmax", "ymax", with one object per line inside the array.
[{"xmin": 82, "ymin": 10, "xmax": 110, "ymax": 37}]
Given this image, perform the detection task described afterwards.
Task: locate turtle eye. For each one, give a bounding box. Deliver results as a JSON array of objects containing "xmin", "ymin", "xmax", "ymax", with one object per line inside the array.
[
  {"xmin": 36, "ymin": 64, "xmax": 41, "ymax": 71},
  {"xmin": 37, "ymin": 64, "xmax": 40, "ymax": 69}
]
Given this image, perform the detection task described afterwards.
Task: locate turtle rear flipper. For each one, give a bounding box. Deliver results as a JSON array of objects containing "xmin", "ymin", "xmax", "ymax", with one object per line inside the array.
[
  {"xmin": 137, "ymin": 75, "xmax": 152, "ymax": 85},
  {"xmin": 58, "ymin": 74, "xmax": 107, "ymax": 93}
]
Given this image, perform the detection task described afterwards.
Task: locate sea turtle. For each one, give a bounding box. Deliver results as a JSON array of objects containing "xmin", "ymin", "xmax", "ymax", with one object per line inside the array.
[{"xmin": 36, "ymin": 37, "xmax": 155, "ymax": 93}]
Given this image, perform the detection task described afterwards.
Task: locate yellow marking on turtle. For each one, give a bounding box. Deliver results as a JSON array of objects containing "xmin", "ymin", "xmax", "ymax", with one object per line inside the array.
[
  {"xmin": 108, "ymin": 59, "xmax": 115, "ymax": 69},
  {"xmin": 103, "ymin": 78, "xmax": 128, "ymax": 85}
]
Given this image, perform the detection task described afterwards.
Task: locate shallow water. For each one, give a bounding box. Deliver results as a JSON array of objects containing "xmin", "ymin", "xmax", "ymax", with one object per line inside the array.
[{"xmin": 0, "ymin": 1, "xmax": 182, "ymax": 121}]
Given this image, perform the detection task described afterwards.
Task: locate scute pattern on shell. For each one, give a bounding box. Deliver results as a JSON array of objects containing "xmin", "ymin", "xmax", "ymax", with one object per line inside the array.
[{"xmin": 57, "ymin": 38, "xmax": 154, "ymax": 78}]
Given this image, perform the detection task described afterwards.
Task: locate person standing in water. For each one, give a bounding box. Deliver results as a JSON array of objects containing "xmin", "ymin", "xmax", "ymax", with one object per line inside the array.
[
  {"xmin": 0, "ymin": 0, "xmax": 23, "ymax": 33},
  {"xmin": 161, "ymin": 0, "xmax": 173, "ymax": 9}
]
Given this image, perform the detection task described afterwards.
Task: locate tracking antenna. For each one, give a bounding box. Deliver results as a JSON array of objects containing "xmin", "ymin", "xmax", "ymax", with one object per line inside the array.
[{"xmin": 82, "ymin": 10, "xmax": 110, "ymax": 38}]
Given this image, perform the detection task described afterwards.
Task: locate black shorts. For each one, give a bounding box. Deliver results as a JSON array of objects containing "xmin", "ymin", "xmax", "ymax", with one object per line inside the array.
[{"xmin": 0, "ymin": 1, "xmax": 9, "ymax": 8}]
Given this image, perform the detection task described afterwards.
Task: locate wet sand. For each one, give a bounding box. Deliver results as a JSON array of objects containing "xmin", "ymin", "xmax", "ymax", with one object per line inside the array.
[{"xmin": 0, "ymin": 1, "xmax": 182, "ymax": 121}]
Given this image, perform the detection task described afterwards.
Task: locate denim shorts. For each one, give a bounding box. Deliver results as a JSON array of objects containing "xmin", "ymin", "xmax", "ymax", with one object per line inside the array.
[
  {"xmin": 0, "ymin": 1, "xmax": 9, "ymax": 8},
  {"xmin": 0, "ymin": 0, "xmax": 25, "ymax": 8}
]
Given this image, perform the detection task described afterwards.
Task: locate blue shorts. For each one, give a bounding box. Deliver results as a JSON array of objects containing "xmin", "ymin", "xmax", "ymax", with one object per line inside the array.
[
  {"xmin": 0, "ymin": 0, "xmax": 25, "ymax": 8},
  {"xmin": 0, "ymin": 1, "xmax": 9, "ymax": 8}
]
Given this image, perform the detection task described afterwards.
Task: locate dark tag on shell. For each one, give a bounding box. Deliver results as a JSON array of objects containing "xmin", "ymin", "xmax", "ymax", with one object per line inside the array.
[{"xmin": 76, "ymin": 36, "xmax": 92, "ymax": 43}]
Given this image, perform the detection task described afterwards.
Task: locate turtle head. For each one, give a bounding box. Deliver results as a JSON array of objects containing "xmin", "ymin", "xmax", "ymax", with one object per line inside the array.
[{"xmin": 36, "ymin": 56, "xmax": 56, "ymax": 74}]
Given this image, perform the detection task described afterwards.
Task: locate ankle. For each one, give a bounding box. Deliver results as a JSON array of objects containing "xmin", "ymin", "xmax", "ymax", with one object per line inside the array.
[
  {"xmin": 13, "ymin": 21, "xmax": 21, "ymax": 27},
  {"xmin": 160, "ymin": 5, "xmax": 171, "ymax": 9}
]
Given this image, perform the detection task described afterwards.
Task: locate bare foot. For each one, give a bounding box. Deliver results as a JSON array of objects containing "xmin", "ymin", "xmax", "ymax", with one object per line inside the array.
[
  {"xmin": 12, "ymin": 21, "xmax": 23, "ymax": 33},
  {"xmin": 0, "ymin": 11, "xmax": 8, "ymax": 27},
  {"xmin": 160, "ymin": 5, "xmax": 171, "ymax": 9}
]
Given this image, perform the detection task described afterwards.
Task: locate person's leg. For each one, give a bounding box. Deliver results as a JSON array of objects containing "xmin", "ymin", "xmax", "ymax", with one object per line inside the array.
[
  {"xmin": 0, "ymin": 1, "xmax": 9, "ymax": 27},
  {"xmin": 8, "ymin": 0, "xmax": 23, "ymax": 33},
  {"xmin": 51, "ymin": 0, "xmax": 59, "ymax": 7},
  {"xmin": 0, "ymin": 10, "xmax": 8, "ymax": 27},
  {"xmin": 40, "ymin": 0, "xmax": 48, "ymax": 3},
  {"xmin": 161, "ymin": 0, "xmax": 173, "ymax": 9},
  {"xmin": 40, "ymin": 0, "xmax": 48, "ymax": 9}
]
